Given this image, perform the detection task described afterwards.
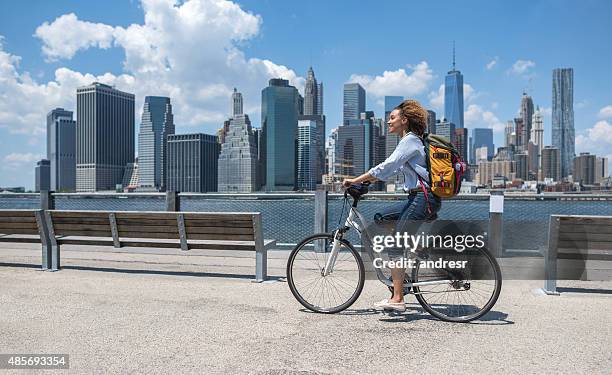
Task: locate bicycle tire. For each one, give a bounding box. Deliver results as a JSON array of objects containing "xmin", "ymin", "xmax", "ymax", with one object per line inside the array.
[
  {"xmin": 412, "ymin": 247, "xmax": 502, "ymax": 323},
  {"xmin": 287, "ymin": 233, "xmax": 365, "ymax": 314}
]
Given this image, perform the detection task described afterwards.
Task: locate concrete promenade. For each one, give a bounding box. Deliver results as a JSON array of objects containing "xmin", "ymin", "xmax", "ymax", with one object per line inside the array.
[{"xmin": 0, "ymin": 243, "xmax": 610, "ymax": 374}]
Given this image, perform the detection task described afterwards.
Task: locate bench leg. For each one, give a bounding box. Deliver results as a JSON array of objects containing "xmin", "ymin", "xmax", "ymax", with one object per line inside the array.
[
  {"xmin": 50, "ymin": 243, "xmax": 60, "ymax": 272},
  {"xmin": 41, "ymin": 243, "xmax": 52, "ymax": 271},
  {"xmin": 254, "ymin": 247, "xmax": 268, "ymax": 283},
  {"xmin": 542, "ymin": 217, "xmax": 560, "ymax": 295},
  {"xmin": 543, "ymin": 278, "xmax": 558, "ymax": 295},
  {"xmin": 543, "ymin": 245, "xmax": 559, "ymax": 295}
]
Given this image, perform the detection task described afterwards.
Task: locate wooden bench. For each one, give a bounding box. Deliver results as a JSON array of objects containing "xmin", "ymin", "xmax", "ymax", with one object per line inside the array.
[
  {"xmin": 543, "ymin": 214, "xmax": 612, "ymax": 294},
  {"xmin": 44, "ymin": 210, "xmax": 276, "ymax": 282},
  {"xmin": 0, "ymin": 209, "xmax": 51, "ymax": 270}
]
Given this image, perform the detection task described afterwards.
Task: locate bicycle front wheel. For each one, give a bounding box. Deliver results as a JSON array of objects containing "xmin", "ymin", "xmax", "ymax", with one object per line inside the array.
[{"xmin": 287, "ymin": 233, "xmax": 365, "ymax": 314}]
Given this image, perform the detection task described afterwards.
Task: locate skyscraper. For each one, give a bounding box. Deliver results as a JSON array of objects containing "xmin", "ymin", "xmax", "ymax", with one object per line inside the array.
[
  {"xmin": 316, "ymin": 82, "xmax": 324, "ymax": 116},
  {"xmin": 595, "ymin": 157, "xmax": 609, "ymax": 183},
  {"xmin": 325, "ymin": 128, "xmax": 338, "ymax": 177},
  {"xmin": 297, "ymin": 119, "xmax": 317, "ymax": 190},
  {"xmin": 520, "ymin": 93, "xmax": 534, "ymax": 150},
  {"xmin": 261, "ymin": 78, "xmax": 300, "ymax": 191},
  {"xmin": 573, "ymin": 152, "xmax": 596, "ymax": 185},
  {"xmin": 384, "ymin": 96, "xmax": 403, "ymax": 123},
  {"xmin": 470, "ymin": 128, "xmax": 494, "ymax": 163},
  {"xmin": 218, "ymin": 89, "xmax": 258, "ymax": 192},
  {"xmin": 232, "ymin": 87, "xmax": 243, "ymax": 116},
  {"xmin": 426, "ymin": 110, "xmax": 436, "ymax": 135},
  {"xmin": 542, "ymin": 146, "xmax": 561, "ymax": 181},
  {"xmin": 343, "ymin": 83, "xmax": 365, "ymax": 125},
  {"xmin": 47, "ymin": 108, "xmax": 76, "ymax": 192},
  {"xmin": 167, "ymin": 133, "xmax": 219, "ymax": 193},
  {"xmin": 531, "ymin": 106, "xmax": 544, "ymax": 171},
  {"xmin": 444, "ymin": 45, "xmax": 464, "ymax": 129},
  {"xmin": 137, "ymin": 96, "xmax": 174, "ymax": 191},
  {"xmin": 304, "ymin": 67, "xmax": 323, "ymax": 116},
  {"xmin": 335, "ymin": 112, "xmax": 381, "ymax": 178},
  {"xmin": 435, "ymin": 119, "xmax": 456, "ymax": 143},
  {"xmin": 454, "ymin": 128, "xmax": 468, "ymax": 162},
  {"xmin": 300, "ymin": 68, "xmax": 326, "ymax": 185},
  {"xmin": 515, "ymin": 153, "xmax": 529, "ymax": 180},
  {"xmin": 76, "ymin": 82, "xmax": 135, "ymax": 192},
  {"xmin": 514, "ymin": 117, "xmax": 525, "ymax": 150},
  {"xmin": 505, "ymin": 120, "xmax": 514, "ymax": 148},
  {"xmin": 35, "ymin": 159, "xmax": 51, "ymax": 192},
  {"xmin": 552, "ymin": 68, "xmax": 575, "ymax": 177}
]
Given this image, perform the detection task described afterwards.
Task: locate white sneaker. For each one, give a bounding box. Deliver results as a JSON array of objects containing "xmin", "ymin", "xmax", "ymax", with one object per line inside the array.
[{"xmin": 373, "ymin": 299, "xmax": 406, "ymax": 312}]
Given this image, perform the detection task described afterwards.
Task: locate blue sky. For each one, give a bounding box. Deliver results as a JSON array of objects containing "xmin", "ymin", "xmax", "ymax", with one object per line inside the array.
[{"xmin": 1, "ymin": 0, "xmax": 611, "ymax": 189}]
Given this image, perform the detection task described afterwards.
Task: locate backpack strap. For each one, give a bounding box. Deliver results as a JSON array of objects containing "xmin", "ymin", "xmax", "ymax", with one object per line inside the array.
[{"xmin": 417, "ymin": 175, "xmax": 432, "ymax": 215}]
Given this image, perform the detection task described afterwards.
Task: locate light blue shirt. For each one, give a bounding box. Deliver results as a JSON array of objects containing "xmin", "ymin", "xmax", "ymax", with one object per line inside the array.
[{"xmin": 368, "ymin": 132, "xmax": 430, "ymax": 191}]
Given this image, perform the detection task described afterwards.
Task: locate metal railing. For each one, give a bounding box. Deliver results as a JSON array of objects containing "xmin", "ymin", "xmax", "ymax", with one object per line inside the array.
[{"xmin": 2, "ymin": 191, "xmax": 612, "ymax": 254}]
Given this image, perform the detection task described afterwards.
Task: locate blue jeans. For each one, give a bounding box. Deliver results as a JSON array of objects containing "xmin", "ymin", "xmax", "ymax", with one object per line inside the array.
[{"xmin": 374, "ymin": 192, "xmax": 442, "ymax": 260}]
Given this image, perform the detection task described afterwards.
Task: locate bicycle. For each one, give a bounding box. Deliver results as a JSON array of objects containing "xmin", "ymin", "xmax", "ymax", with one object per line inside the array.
[{"xmin": 286, "ymin": 181, "xmax": 502, "ymax": 323}]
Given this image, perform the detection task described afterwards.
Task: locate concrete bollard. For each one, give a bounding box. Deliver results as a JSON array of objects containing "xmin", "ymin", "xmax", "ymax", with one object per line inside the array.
[
  {"xmin": 166, "ymin": 191, "xmax": 180, "ymax": 212},
  {"xmin": 314, "ymin": 190, "xmax": 328, "ymax": 252},
  {"xmin": 40, "ymin": 190, "xmax": 55, "ymax": 210},
  {"xmin": 488, "ymin": 190, "xmax": 504, "ymax": 258}
]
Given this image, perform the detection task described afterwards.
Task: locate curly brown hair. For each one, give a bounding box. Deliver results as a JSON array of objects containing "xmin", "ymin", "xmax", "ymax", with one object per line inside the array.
[{"xmin": 395, "ymin": 99, "xmax": 428, "ymax": 137}]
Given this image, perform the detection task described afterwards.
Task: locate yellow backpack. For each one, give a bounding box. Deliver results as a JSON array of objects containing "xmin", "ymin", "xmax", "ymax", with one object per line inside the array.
[{"xmin": 420, "ymin": 133, "xmax": 466, "ymax": 198}]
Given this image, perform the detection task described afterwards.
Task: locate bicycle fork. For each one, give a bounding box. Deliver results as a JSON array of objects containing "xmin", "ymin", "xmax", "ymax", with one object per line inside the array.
[{"xmin": 322, "ymin": 230, "xmax": 343, "ymax": 276}]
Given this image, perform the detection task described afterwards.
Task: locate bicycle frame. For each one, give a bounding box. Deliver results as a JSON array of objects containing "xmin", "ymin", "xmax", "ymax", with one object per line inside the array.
[{"xmin": 322, "ymin": 202, "xmax": 454, "ymax": 289}]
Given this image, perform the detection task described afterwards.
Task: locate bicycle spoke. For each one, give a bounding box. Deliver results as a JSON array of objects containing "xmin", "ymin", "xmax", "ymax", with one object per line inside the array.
[{"xmin": 288, "ymin": 234, "xmax": 364, "ymax": 313}]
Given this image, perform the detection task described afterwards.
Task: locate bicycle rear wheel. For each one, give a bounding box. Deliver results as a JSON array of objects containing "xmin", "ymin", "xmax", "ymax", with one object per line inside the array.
[
  {"xmin": 412, "ymin": 247, "xmax": 502, "ymax": 322},
  {"xmin": 287, "ymin": 233, "xmax": 364, "ymax": 314}
]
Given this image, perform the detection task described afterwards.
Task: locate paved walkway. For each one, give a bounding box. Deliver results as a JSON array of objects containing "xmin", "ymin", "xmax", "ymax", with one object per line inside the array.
[{"xmin": 0, "ymin": 243, "xmax": 610, "ymax": 374}]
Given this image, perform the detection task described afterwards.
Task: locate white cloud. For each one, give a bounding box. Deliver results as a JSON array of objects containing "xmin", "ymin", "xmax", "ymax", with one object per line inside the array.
[
  {"xmin": 427, "ymin": 83, "xmax": 478, "ymax": 111},
  {"xmin": 1, "ymin": 0, "xmax": 305, "ymax": 137},
  {"xmin": 34, "ymin": 13, "xmax": 115, "ymax": 61},
  {"xmin": 464, "ymin": 104, "xmax": 505, "ymax": 133},
  {"xmin": 508, "ymin": 59, "xmax": 535, "ymax": 76},
  {"xmin": 576, "ymin": 120, "xmax": 612, "ymax": 166},
  {"xmin": 598, "ymin": 105, "xmax": 612, "ymax": 119},
  {"xmin": 486, "ymin": 57, "xmax": 498, "ymax": 70},
  {"xmin": 347, "ymin": 61, "xmax": 434, "ymax": 98},
  {"xmin": 575, "ymin": 99, "xmax": 589, "ymax": 109},
  {"xmin": 3, "ymin": 152, "xmax": 42, "ymax": 168},
  {"xmin": 540, "ymin": 106, "xmax": 552, "ymax": 117}
]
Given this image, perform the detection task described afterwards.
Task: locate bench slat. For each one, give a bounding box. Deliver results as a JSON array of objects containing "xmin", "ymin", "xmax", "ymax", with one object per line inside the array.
[
  {"xmin": 184, "ymin": 219, "xmax": 254, "ymax": 228},
  {"xmin": 53, "ymin": 224, "xmax": 112, "ymax": 232},
  {"xmin": 116, "ymin": 225, "xmax": 179, "ymax": 234},
  {"xmin": 0, "ymin": 222, "xmax": 39, "ymax": 230},
  {"xmin": 0, "ymin": 216, "xmax": 38, "ymax": 223},
  {"xmin": 181, "ymin": 213, "xmax": 255, "ymax": 221},
  {"xmin": 184, "ymin": 233, "xmax": 254, "ymax": 241},
  {"xmin": 557, "ymin": 240, "xmax": 612, "ymax": 250},
  {"xmin": 53, "ymin": 230, "xmax": 112, "ymax": 237},
  {"xmin": 557, "ymin": 252, "xmax": 612, "ymax": 261},
  {"xmin": 50, "ymin": 217, "xmax": 111, "ymax": 225},
  {"xmin": 184, "ymin": 227, "xmax": 254, "ymax": 235},
  {"xmin": 559, "ymin": 232, "xmax": 612, "ymax": 242},
  {"xmin": 559, "ymin": 224, "xmax": 612, "ymax": 234},
  {"xmin": 55, "ymin": 237, "xmax": 269, "ymax": 251},
  {"xmin": 50, "ymin": 211, "xmax": 111, "ymax": 218},
  {"xmin": 0, "ymin": 235, "xmax": 41, "ymax": 243},
  {"xmin": 0, "ymin": 228, "xmax": 41, "ymax": 235},
  {"xmin": 0, "ymin": 211, "xmax": 38, "ymax": 218}
]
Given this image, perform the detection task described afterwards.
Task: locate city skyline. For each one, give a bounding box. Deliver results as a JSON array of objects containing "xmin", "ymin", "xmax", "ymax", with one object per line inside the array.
[{"xmin": 1, "ymin": 0, "xmax": 611, "ymax": 189}]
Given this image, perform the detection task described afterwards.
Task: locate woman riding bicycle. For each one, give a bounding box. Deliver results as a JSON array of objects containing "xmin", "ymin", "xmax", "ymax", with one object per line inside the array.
[{"xmin": 342, "ymin": 99, "xmax": 441, "ymax": 312}]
